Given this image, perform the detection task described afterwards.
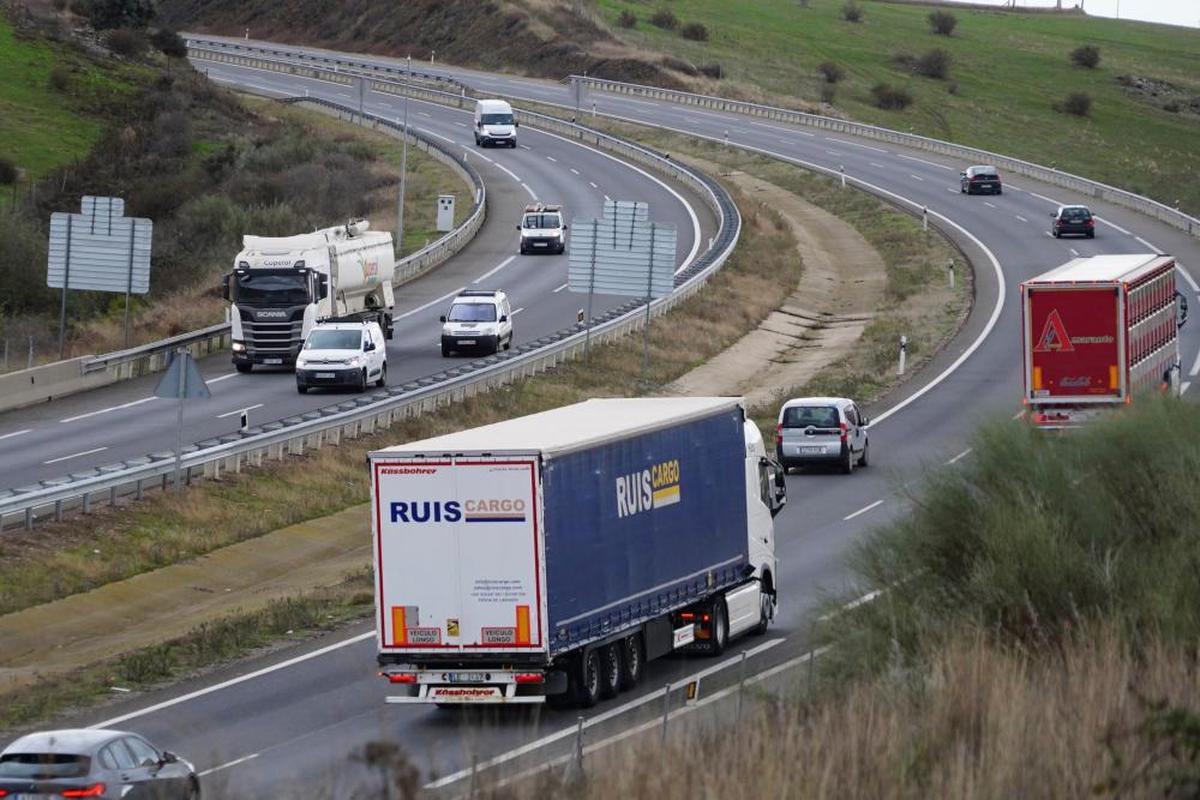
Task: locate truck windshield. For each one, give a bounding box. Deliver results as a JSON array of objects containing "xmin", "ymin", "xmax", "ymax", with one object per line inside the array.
[
  {"xmin": 234, "ymin": 272, "xmax": 310, "ymax": 306},
  {"xmin": 447, "ymin": 303, "xmax": 496, "ymax": 322},
  {"xmin": 481, "ymin": 113, "xmax": 514, "ymax": 125},
  {"xmin": 304, "ymin": 330, "xmax": 361, "ymax": 350},
  {"xmin": 523, "ymin": 214, "xmax": 561, "ymax": 229}
]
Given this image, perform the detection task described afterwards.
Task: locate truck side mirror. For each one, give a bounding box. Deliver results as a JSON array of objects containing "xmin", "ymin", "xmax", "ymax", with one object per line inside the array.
[
  {"xmin": 516, "ymin": 225, "xmax": 522, "ymax": 231},
  {"xmin": 318, "ymin": 274, "xmax": 329, "ymax": 300},
  {"xmin": 220, "ymin": 274, "xmax": 230, "ymax": 301}
]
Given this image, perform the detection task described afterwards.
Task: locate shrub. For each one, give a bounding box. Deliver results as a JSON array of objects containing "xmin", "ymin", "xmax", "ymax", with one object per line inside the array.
[
  {"xmin": 915, "ymin": 48, "xmax": 952, "ymax": 79},
  {"xmin": 947, "ymin": 79, "xmax": 960, "ymax": 95},
  {"xmin": 871, "ymin": 83, "xmax": 913, "ymax": 110},
  {"xmin": 1070, "ymin": 44, "xmax": 1101, "ymax": 68},
  {"xmin": 649, "ymin": 9, "xmax": 678, "ymax": 30},
  {"xmin": 820, "ymin": 84, "xmax": 837, "ymax": 104},
  {"xmin": 47, "ymin": 66, "xmax": 72, "ymax": 92},
  {"xmin": 680, "ymin": 22, "xmax": 709, "ymax": 41},
  {"xmin": 928, "ymin": 10, "xmax": 957, "ymax": 35},
  {"xmin": 616, "ymin": 9, "xmax": 636, "ymax": 29},
  {"xmin": 817, "ymin": 60, "xmax": 845, "ymax": 84},
  {"xmin": 52, "ymin": 0, "xmax": 68, "ymax": 11},
  {"xmin": 68, "ymin": 0, "xmax": 91, "ymax": 15},
  {"xmin": 150, "ymin": 28, "xmax": 188, "ymax": 59},
  {"xmin": 1164, "ymin": 101, "xmax": 1180, "ymax": 113},
  {"xmin": 698, "ymin": 62, "xmax": 724, "ymax": 79},
  {"xmin": 660, "ymin": 56, "xmax": 698, "ymax": 76},
  {"xmin": 1055, "ymin": 91, "xmax": 1092, "ymax": 116},
  {"xmin": 0, "ymin": 158, "xmax": 17, "ymax": 185},
  {"xmin": 105, "ymin": 28, "xmax": 146, "ymax": 57},
  {"xmin": 842, "ymin": 2, "xmax": 863, "ymax": 22},
  {"xmin": 88, "ymin": 0, "xmax": 155, "ymax": 30}
]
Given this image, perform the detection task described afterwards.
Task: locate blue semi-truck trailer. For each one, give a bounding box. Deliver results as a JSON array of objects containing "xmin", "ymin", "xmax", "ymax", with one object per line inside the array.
[{"xmin": 369, "ymin": 397, "xmax": 786, "ymax": 708}]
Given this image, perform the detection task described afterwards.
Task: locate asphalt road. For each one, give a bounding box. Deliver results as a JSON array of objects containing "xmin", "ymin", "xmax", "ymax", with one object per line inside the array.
[{"xmin": 8, "ymin": 38, "xmax": 1200, "ymax": 798}]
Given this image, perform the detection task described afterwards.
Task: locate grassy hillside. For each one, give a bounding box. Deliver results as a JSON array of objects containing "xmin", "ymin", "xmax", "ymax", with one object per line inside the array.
[{"xmin": 597, "ymin": 0, "xmax": 1200, "ymax": 214}]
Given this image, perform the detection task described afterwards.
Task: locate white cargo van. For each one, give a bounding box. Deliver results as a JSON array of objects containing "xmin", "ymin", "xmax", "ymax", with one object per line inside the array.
[{"xmin": 474, "ymin": 99, "xmax": 517, "ymax": 148}]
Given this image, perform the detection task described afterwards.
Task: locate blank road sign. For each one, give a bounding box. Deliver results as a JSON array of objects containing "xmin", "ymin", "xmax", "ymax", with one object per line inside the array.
[
  {"xmin": 47, "ymin": 213, "xmax": 152, "ymax": 294},
  {"xmin": 567, "ymin": 218, "xmax": 677, "ymax": 299}
]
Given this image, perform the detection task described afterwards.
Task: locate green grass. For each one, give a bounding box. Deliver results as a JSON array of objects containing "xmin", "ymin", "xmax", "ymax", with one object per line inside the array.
[
  {"xmin": 0, "ymin": 18, "xmax": 138, "ymax": 181},
  {"xmin": 598, "ymin": 0, "xmax": 1200, "ymax": 214}
]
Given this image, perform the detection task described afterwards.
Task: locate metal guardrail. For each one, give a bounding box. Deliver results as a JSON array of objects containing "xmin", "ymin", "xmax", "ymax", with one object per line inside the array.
[{"xmin": 0, "ymin": 64, "xmax": 740, "ymax": 532}]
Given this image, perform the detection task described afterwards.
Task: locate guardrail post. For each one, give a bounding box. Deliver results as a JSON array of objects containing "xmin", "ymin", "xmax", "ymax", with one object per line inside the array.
[
  {"xmin": 136, "ymin": 479, "xmax": 144, "ymax": 501},
  {"xmin": 922, "ymin": 206, "xmax": 929, "ymax": 232},
  {"xmin": 81, "ymin": 492, "xmax": 90, "ymax": 515},
  {"xmin": 109, "ymin": 486, "xmax": 117, "ymax": 507},
  {"xmin": 25, "ymin": 508, "xmax": 33, "ymax": 530},
  {"xmin": 660, "ymin": 683, "xmax": 671, "ymax": 747},
  {"xmin": 54, "ymin": 499, "xmax": 63, "ymax": 522},
  {"xmin": 948, "ymin": 259, "xmax": 956, "ymax": 289}
]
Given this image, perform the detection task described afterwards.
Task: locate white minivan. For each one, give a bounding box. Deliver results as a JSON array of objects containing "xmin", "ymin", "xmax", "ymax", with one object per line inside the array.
[
  {"xmin": 474, "ymin": 99, "xmax": 518, "ymax": 148},
  {"xmin": 775, "ymin": 397, "xmax": 870, "ymax": 474},
  {"xmin": 440, "ymin": 289, "xmax": 513, "ymax": 356},
  {"xmin": 295, "ymin": 320, "xmax": 387, "ymax": 394}
]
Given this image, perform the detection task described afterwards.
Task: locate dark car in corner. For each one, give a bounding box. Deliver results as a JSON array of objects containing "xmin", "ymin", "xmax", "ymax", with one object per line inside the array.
[
  {"xmin": 1050, "ymin": 204, "xmax": 1095, "ymax": 238},
  {"xmin": 960, "ymin": 165, "xmax": 1002, "ymax": 195},
  {"xmin": 0, "ymin": 729, "xmax": 200, "ymax": 799}
]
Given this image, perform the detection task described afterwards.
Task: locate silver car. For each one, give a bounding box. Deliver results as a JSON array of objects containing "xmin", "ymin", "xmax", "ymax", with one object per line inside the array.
[{"xmin": 775, "ymin": 397, "xmax": 870, "ymax": 474}]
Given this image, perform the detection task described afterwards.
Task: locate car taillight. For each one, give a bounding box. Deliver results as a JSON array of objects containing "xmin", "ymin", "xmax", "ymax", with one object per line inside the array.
[
  {"xmin": 514, "ymin": 673, "xmax": 544, "ymax": 684},
  {"xmin": 839, "ymin": 422, "xmax": 849, "ymax": 442},
  {"xmin": 775, "ymin": 423, "xmax": 783, "ymax": 446},
  {"xmin": 62, "ymin": 786, "xmax": 106, "ymax": 798},
  {"xmin": 0, "ymin": 789, "xmax": 9, "ymax": 798},
  {"xmin": 1086, "ymin": 218, "xmax": 1094, "ymax": 226}
]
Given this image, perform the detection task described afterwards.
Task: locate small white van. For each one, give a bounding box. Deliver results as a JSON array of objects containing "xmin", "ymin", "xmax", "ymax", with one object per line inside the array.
[{"xmin": 474, "ymin": 99, "xmax": 517, "ymax": 148}]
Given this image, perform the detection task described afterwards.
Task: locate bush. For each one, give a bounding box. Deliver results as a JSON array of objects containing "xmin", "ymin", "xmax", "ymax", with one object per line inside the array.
[
  {"xmin": 871, "ymin": 83, "xmax": 913, "ymax": 110},
  {"xmin": 105, "ymin": 28, "xmax": 146, "ymax": 57},
  {"xmin": 698, "ymin": 62, "xmax": 724, "ymax": 80},
  {"xmin": 928, "ymin": 10, "xmax": 957, "ymax": 35},
  {"xmin": 0, "ymin": 158, "xmax": 17, "ymax": 185},
  {"xmin": 1070, "ymin": 44, "xmax": 1101, "ymax": 68},
  {"xmin": 617, "ymin": 9, "xmax": 636, "ymax": 28},
  {"xmin": 680, "ymin": 22, "xmax": 709, "ymax": 41},
  {"xmin": 660, "ymin": 56, "xmax": 698, "ymax": 76},
  {"xmin": 947, "ymin": 79, "xmax": 960, "ymax": 95},
  {"xmin": 915, "ymin": 48, "xmax": 952, "ymax": 79},
  {"xmin": 150, "ymin": 28, "xmax": 188, "ymax": 59},
  {"xmin": 842, "ymin": 2, "xmax": 863, "ymax": 22},
  {"xmin": 47, "ymin": 66, "xmax": 72, "ymax": 92},
  {"xmin": 88, "ymin": 0, "xmax": 155, "ymax": 30},
  {"xmin": 820, "ymin": 84, "xmax": 837, "ymax": 104},
  {"xmin": 817, "ymin": 60, "xmax": 845, "ymax": 84},
  {"xmin": 1055, "ymin": 91, "xmax": 1092, "ymax": 116},
  {"xmin": 649, "ymin": 9, "xmax": 678, "ymax": 30},
  {"xmin": 52, "ymin": 0, "xmax": 68, "ymax": 11}
]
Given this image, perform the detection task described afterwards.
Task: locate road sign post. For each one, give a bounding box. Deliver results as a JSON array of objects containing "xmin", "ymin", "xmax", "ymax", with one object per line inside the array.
[{"xmin": 154, "ymin": 349, "xmax": 211, "ymax": 491}]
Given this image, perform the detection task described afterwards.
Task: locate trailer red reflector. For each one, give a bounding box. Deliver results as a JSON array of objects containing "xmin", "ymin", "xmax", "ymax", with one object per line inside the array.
[
  {"xmin": 62, "ymin": 786, "xmax": 106, "ymax": 798},
  {"xmin": 514, "ymin": 673, "xmax": 544, "ymax": 684},
  {"xmin": 384, "ymin": 673, "xmax": 417, "ymax": 684}
]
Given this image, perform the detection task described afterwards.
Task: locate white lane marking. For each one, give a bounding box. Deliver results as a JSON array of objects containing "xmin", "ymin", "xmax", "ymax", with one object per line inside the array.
[
  {"xmin": 1183, "ymin": 381, "xmax": 1192, "ymax": 395},
  {"xmin": 417, "ymin": 111, "xmax": 431, "ymax": 118},
  {"xmin": 416, "ymin": 127, "xmax": 454, "ymax": 144},
  {"xmin": 750, "ymin": 121, "xmax": 814, "ymax": 136},
  {"xmin": 825, "ymin": 136, "xmax": 887, "ymax": 153},
  {"xmin": 425, "ymin": 637, "xmax": 786, "ymax": 790},
  {"xmin": 1134, "ymin": 236, "xmax": 1157, "ymax": 251},
  {"xmin": 1069, "ymin": 248, "xmax": 1080, "ymax": 256},
  {"xmin": 819, "ymin": 588, "xmax": 884, "ymax": 621},
  {"xmin": 909, "ymin": 174, "xmax": 925, "ymax": 182},
  {"xmin": 553, "ymin": 282, "xmax": 569, "ymax": 293},
  {"xmin": 686, "ymin": 108, "xmax": 729, "ymax": 120},
  {"xmin": 843, "ymin": 499, "xmax": 884, "ymax": 521},
  {"xmin": 1012, "ymin": 411, "xmax": 1025, "ymax": 421},
  {"xmin": 206, "ymin": 372, "xmax": 239, "ymax": 385},
  {"xmin": 44, "ymin": 446, "xmax": 107, "ymax": 465},
  {"xmin": 614, "ymin": 96, "xmax": 660, "ymax": 108},
  {"xmin": 895, "ymin": 153, "xmax": 953, "ymax": 171},
  {"xmin": 453, "ymin": 121, "xmax": 468, "ymax": 128},
  {"xmin": 470, "ymin": 150, "xmax": 495, "ymax": 164},
  {"xmin": 983, "ymin": 201, "xmax": 996, "ymax": 208},
  {"xmin": 947, "ymin": 448, "xmax": 972, "ymax": 464},
  {"xmin": 493, "ymin": 162, "xmax": 522, "ymax": 182},
  {"xmin": 60, "ymin": 396, "xmax": 157, "ymax": 424},
  {"xmin": 198, "ymin": 753, "xmax": 260, "ymax": 777},
  {"xmin": 1175, "ymin": 264, "xmax": 1199, "ymax": 293},
  {"xmin": 521, "ymin": 182, "xmax": 538, "ymax": 200},
  {"xmin": 1016, "ymin": 215, "xmax": 1028, "ymax": 223},
  {"xmin": 946, "ymin": 187, "xmax": 957, "ymax": 193},
  {"xmin": 1028, "ymin": 191, "xmax": 1061, "ymax": 205},
  {"xmin": 217, "ymin": 403, "xmax": 262, "ymax": 419},
  {"xmin": 824, "ymin": 149, "xmax": 844, "ymax": 157},
  {"xmin": 511, "ymin": 307, "xmax": 525, "ymax": 316},
  {"xmin": 92, "ymin": 631, "xmax": 376, "ymax": 728},
  {"xmin": 1190, "ymin": 346, "xmax": 1200, "ymax": 377},
  {"xmin": 545, "ymin": 156, "xmax": 557, "ymax": 162},
  {"xmin": 589, "ymin": 181, "xmax": 599, "ymax": 189},
  {"xmin": 519, "ymin": 144, "xmax": 532, "ymax": 150},
  {"xmin": 570, "ymin": 167, "xmax": 580, "ymax": 175},
  {"xmin": 0, "ymin": 429, "xmax": 32, "ymax": 442},
  {"xmin": 604, "ymin": 194, "xmax": 612, "ymax": 202},
  {"xmin": 393, "ymin": 286, "xmax": 466, "ymax": 320},
  {"xmin": 473, "ymin": 255, "xmax": 517, "ymax": 285},
  {"xmin": 869, "ymin": 161, "xmax": 885, "ymax": 168},
  {"xmin": 1095, "ymin": 215, "xmax": 1131, "ymax": 235}
]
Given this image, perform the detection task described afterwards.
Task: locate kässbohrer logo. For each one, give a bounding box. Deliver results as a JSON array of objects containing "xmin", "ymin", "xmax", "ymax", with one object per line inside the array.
[{"xmin": 616, "ymin": 458, "xmax": 681, "ymax": 519}]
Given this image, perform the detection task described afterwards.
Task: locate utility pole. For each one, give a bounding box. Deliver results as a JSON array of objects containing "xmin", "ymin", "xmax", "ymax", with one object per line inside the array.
[{"xmin": 397, "ymin": 55, "xmax": 411, "ymax": 258}]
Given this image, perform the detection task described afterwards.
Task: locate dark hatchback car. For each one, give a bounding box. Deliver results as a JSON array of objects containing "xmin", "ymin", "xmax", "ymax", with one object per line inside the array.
[
  {"xmin": 960, "ymin": 165, "xmax": 1002, "ymax": 195},
  {"xmin": 0, "ymin": 729, "xmax": 200, "ymax": 799},
  {"xmin": 1050, "ymin": 204, "xmax": 1095, "ymax": 238}
]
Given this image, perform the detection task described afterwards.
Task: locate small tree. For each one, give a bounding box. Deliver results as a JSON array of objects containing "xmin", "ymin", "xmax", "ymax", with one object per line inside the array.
[
  {"xmin": 680, "ymin": 22, "xmax": 708, "ymax": 41},
  {"xmin": 650, "ymin": 8, "xmax": 679, "ymax": 30},
  {"xmin": 617, "ymin": 9, "xmax": 636, "ymax": 29},
  {"xmin": 817, "ymin": 60, "xmax": 845, "ymax": 84},
  {"xmin": 1070, "ymin": 44, "xmax": 1101, "ymax": 68},
  {"xmin": 915, "ymin": 48, "xmax": 952, "ymax": 79},
  {"xmin": 928, "ymin": 10, "xmax": 957, "ymax": 35},
  {"xmin": 88, "ymin": 0, "xmax": 156, "ymax": 30},
  {"xmin": 1054, "ymin": 91, "xmax": 1092, "ymax": 116},
  {"xmin": 842, "ymin": 1, "xmax": 863, "ymax": 22},
  {"xmin": 151, "ymin": 28, "xmax": 188, "ymax": 58},
  {"xmin": 0, "ymin": 158, "xmax": 18, "ymax": 186},
  {"xmin": 105, "ymin": 28, "xmax": 146, "ymax": 57},
  {"xmin": 871, "ymin": 83, "xmax": 913, "ymax": 110}
]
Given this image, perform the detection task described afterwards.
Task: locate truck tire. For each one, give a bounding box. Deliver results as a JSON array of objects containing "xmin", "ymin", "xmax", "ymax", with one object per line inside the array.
[
  {"xmin": 618, "ymin": 634, "xmax": 644, "ymax": 690},
  {"xmin": 750, "ymin": 591, "xmax": 771, "ymax": 636},
  {"xmin": 598, "ymin": 644, "xmax": 621, "ymax": 700},
  {"xmin": 376, "ymin": 362, "xmax": 387, "ymax": 388},
  {"xmin": 709, "ymin": 599, "xmax": 728, "ymax": 656},
  {"xmin": 236, "ymin": 363, "xmax": 252, "ymax": 374},
  {"xmin": 575, "ymin": 650, "xmax": 602, "ymax": 708}
]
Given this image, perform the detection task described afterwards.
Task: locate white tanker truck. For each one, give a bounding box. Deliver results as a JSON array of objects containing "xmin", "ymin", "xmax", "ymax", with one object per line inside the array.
[{"xmin": 221, "ymin": 220, "xmax": 395, "ymax": 372}]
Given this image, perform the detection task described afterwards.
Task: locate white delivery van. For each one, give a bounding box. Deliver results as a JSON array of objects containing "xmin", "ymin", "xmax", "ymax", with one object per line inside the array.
[{"xmin": 474, "ymin": 99, "xmax": 518, "ymax": 148}]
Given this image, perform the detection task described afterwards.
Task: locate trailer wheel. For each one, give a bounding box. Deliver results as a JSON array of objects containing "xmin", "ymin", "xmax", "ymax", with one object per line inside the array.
[
  {"xmin": 618, "ymin": 634, "xmax": 644, "ymax": 690},
  {"xmin": 709, "ymin": 599, "xmax": 729, "ymax": 656},
  {"xmin": 575, "ymin": 650, "xmax": 602, "ymax": 708},
  {"xmin": 598, "ymin": 644, "xmax": 621, "ymax": 700}
]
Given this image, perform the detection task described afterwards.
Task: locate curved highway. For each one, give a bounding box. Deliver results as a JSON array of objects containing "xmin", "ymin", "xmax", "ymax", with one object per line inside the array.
[{"xmin": 7, "ymin": 37, "xmax": 1200, "ymax": 797}]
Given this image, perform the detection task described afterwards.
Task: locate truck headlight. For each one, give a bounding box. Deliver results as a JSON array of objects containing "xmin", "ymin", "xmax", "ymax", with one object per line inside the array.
[{"xmin": 232, "ymin": 341, "xmax": 246, "ymax": 353}]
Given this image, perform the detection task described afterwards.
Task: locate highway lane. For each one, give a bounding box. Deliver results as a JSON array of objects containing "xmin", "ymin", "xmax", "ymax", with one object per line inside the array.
[
  {"xmin": 17, "ymin": 41, "xmax": 1200, "ymax": 796},
  {"xmin": 0, "ymin": 69, "xmax": 713, "ymax": 489}
]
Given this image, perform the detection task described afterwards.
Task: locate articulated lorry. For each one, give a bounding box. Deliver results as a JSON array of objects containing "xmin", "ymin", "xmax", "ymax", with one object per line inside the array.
[
  {"xmin": 1021, "ymin": 253, "xmax": 1187, "ymax": 429},
  {"xmin": 369, "ymin": 397, "xmax": 787, "ymax": 707},
  {"xmin": 221, "ymin": 220, "xmax": 395, "ymax": 372}
]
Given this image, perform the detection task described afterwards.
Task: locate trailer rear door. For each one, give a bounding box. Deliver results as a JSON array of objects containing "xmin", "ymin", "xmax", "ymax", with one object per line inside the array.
[
  {"xmin": 371, "ymin": 455, "xmax": 546, "ymax": 655},
  {"xmin": 1025, "ymin": 285, "xmax": 1123, "ymax": 402}
]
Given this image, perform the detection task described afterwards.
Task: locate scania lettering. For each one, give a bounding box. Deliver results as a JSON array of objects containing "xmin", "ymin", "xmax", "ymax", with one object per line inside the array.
[
  {"xmin": 221, "ymin": 220, "xmax": 395, "ymax": 372},
  {"xmin": 369, "ymin": 398, "xmax": 788, "ymax": 707}
]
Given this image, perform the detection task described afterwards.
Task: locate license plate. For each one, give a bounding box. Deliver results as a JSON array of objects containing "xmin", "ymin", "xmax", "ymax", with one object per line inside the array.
[
  {"xmin": 801, "ymin": 446, "xmax": 824, "ymax": 455},
  {"xmin": 14, "ymin": 794, "xmax": 55, "ymax": 799},
  {"xmin": 315, "ymin": 372, "xmax": 335, "ymax": 379},
  {"xmin": 457, "ymin": 339, "xmax": 475, "ymax": 345},
  {"xmin": 533, "ymin": 242, "xmax": 547, "ymax": 247},
  {"xmin": 447, "ymin": 672, "xmax": 488, "ymax": 683},
  {"xmin": 264, "ymin": 358, "xmax": 283, "ymax": 365}
]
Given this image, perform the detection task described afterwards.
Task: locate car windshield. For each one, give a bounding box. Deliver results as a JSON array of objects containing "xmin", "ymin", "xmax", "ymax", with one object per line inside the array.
[
  {"xmin": 304, "ymin": 330, "xmax": 361, "ymax": 350},
  {"xmin": 0, "ymin": 753, "xmax": 91, "ymax": 779},
  {"xmin": 782, "ymin": 405, "xmax": 840, "ymax": 428},
  {"xmin": 481, "ymin": 113, "xmax": 513, "ymax": 126},
  {"xmin": 234, "ymin": 272, "xmax": 310, "ymax": 306},
  {"xmin": 1061, "ymin": 208, "xmax": 1091, "ymax": 220},
  {"xmin": 447, "ymin": 303, "xmax": 497, "ymax": 322},
  {"xmin": 523, "ymin": 214, "xmax": 561, "ymax": 229}
]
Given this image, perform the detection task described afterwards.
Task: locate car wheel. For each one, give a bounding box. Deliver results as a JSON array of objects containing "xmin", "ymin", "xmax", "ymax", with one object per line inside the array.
[
  {"xmin": 1087, "ymin": 231, "xmax": 1095, "ymax": 239},
  {"xmin": 859, "ymin": 440, "xmax": 870, "ymax": 467},
  {"xmin": 490, "ymin": 335, "xmax": 500, "ymax": 355},
  {"xmin": 598, "ymin": 644, "xmax": 621, "ymax": 700},
  {"xmin": 576, "ymin": 650, "xmax": 602, "ymax": 708},
  {"xmin": 357, "ymin": 369, "xmax": 367, "ymax": 393},
  {"xmin": 996, "ymin": 188, "xmax": 1003, "ymax": 195},
  {"xmin": 503, "ymin": 333, "xmax": 512, "ymax": 351},
  {"xmin": 187, "ymin": 778, "xmax": 201, "ymax": 799},
  {"xmin": 441, "ymin": 344, "xmax": 452, "ymax": 357},
  {"xmin": 297, "ymin": 384, "xmax": 307, "ymax": 394},
  {"xmin": 842, "ymin": 446, "xmax": 855, "ymax": 475},
  {"xmin": 235, "ymin": 362, "xmax": 252, "ymax": 373},
  {"xmin": 1052, "ymin": 229, "xmax": 1060, "ymax": 238},
  {"xmin": 708, "ymin": 599, "xmax": 728, "ymax": 656},
  {"xmin": 376, "ymin": 362, "xmax": 387, "ymax": 388},
  {"xmin": 618, "ymin": 634, "xmax": 644, "ymax": 690}
]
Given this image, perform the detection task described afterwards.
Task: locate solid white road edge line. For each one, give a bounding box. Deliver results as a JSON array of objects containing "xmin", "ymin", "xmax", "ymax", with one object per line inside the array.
[
  {"xmin": 843, "ymin": 499, "xmax": 883, "ymax": 521},
  {"xmin": 493, "ymin": 162, "xmax": 522, "ymax": 182},
  {"xmin": 44, "ymin": 447, "xmax": 108, "ymax": 465},
  {"xmin": 947, "ymin": 448, "xmax": 973, "ymax": 465},
  {"xmin": 90, "ymin": 632, "xmax": 376, "ymax": 728},
  {"xmin": 521, "ymin": 182, "xmax": 538, "ymax": 200},
  {"xmin": 198, "ymin": 753, "xmax": 260, "ymax": 777},
  {"xmin": 818, "ymin": 588, "xmax": 885, "ymax": 622},
  {"xmin": 424, "ymin": 637, "xmax": 786, "ymax": 790},
  {"xmin": 1182, "ymin": 381, "xmax": 1192, "ymax": 395},
  {"xmin": 1134, "ymin": 235, "xmax": 1200, "ymax": 296},
  {"xmin": 1095, "ymin": 215, "xmax": 1131, "ymax": 235},
  {"xmin": 474, "ymin": 256, "xmax": 518, "ymax": 285},
  {"xmin": 59, "ymin": 396, "xmax": 158, "ymax": 424}
]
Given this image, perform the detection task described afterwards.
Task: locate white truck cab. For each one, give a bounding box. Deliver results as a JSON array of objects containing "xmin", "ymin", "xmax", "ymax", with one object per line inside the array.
[
  {"xmin": 474, "ymin": 99, "xmax": 517, "ymax": 148},
  {"xmin": 440, "ymin": 289, "xmax": 513, "ymax": 357},
  {"xmin": 517, "ymin": 203, "xmax": 568, "ymax": 255},
  {"xmin": 295, "ymin": 320, "xmax": 387, "ymax": 394}
]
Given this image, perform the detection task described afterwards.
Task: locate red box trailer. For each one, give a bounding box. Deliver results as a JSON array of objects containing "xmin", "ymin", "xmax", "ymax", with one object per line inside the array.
[{"xmin": 1021, "ymin": 254, "xmax": 1184, "ymax": 429}]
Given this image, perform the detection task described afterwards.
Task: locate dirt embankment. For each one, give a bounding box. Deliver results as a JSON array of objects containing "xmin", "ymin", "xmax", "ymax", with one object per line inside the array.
[{"xmin": 159, "ymin": 0, "xmax": 686, "ymax": 87}]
